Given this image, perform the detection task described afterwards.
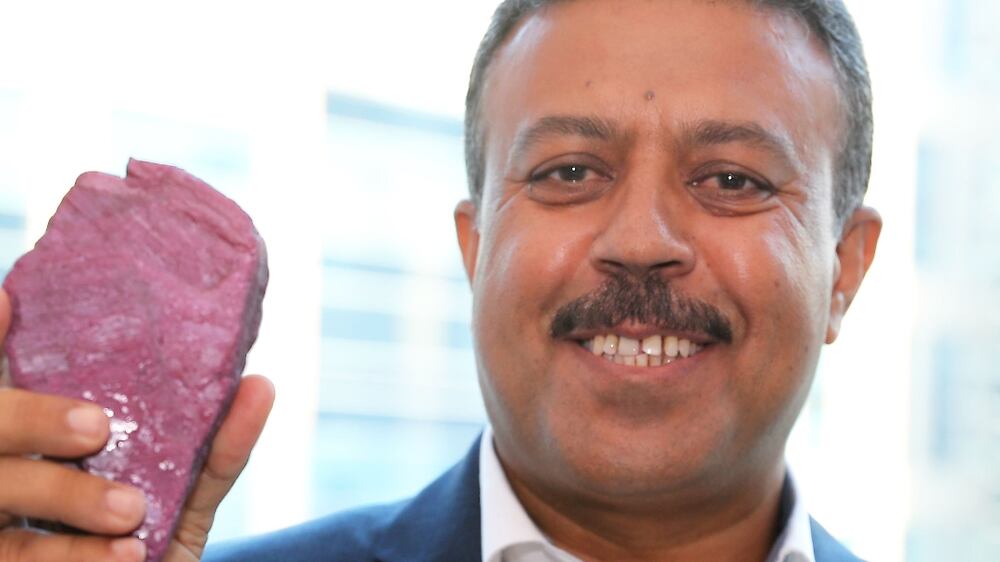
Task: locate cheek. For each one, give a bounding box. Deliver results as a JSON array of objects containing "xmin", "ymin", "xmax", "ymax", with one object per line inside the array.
[
  {"xmin": 474, "ymin": 208, "xmax": 586, "ymax": 326},
  {"xmin": 720, "ymin": 215, "xmax": 832, "ymax": 344},
  {"xmin": 696, "ymin": 216, "xmax": 834, "ymax": 460},
  {"xmin": 471, "ymin": 207, "xmax": 598, "ymax": 452},
  {"xmin": 754, "ymin": 229, "xmax": 831, "ymax": 424},
  {"xmin": 706, "ymin": 214, "xmax": 834, "ymax": 408},
  {"xmin": 471, "ymin": 210, "xmax": 582, "ymax": 376}
]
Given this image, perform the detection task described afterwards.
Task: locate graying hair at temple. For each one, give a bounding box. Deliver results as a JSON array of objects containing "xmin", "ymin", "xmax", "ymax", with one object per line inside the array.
[{"xmin": 463, "ymin": 0, "xmax": 873, "ymax": 227}]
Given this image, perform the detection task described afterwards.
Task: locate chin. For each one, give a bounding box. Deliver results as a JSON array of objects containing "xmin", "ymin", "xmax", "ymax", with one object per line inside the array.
[{"xmin": 539, "ymin": 411, "xmax": 738, "ymax": 501}]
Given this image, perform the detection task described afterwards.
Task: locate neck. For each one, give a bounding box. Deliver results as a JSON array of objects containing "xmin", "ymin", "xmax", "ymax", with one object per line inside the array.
[{"xmin": 503, "ymin": 459, "xmax": 787, "ymax": 562}]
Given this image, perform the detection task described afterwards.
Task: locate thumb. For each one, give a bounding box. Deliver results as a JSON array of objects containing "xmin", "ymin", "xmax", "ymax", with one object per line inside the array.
[
  {"xmin": 0, "ymin": 288, "xmax": 10, "ymax": 389},
  {"xmin": 167, "ymin": 374, "xmax": 275, "ymax": 559},
  {"xmin": 0, "ymin": 287, "xmax": 11, "ymax": 343}
]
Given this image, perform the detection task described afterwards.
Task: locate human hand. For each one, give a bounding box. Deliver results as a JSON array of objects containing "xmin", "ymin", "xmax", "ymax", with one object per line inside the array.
[
  {"xmin": 0, "ymin": 288, "xmax": 274, "ymax": 561},
  {"xmin": 158, "ymin": 375, "xmax": 273, "ymax": 561}
]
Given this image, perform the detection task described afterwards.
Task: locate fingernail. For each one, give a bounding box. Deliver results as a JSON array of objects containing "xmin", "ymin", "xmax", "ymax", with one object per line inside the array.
[
  {"xmin": 111, "ymin": 537, "xmax": 146, "ymax": 561},
  {"xmin": 66, "ymin": 406, "xmax": 107, "ymax": 438},
  {"xmin": 106, "ymin": 488, "xmax": 146, "ymax": 520}
]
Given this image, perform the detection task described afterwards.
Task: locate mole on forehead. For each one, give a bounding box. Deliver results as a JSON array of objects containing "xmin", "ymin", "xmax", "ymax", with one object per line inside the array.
[{"xmin": 645, "ymin": 90, "xmax": 656, "ymax": 101}]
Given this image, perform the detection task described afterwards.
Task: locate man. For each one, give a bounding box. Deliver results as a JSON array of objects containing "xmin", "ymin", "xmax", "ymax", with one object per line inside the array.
[{"xmin": 0, "ymin": 0, "xmax": 881, "ymax": 560}]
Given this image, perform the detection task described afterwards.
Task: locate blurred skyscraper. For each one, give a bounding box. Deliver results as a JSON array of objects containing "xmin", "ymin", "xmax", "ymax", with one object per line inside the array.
[{"xmin": 907, "ymin": 0, "xmax": 1000, "ymax": 559}]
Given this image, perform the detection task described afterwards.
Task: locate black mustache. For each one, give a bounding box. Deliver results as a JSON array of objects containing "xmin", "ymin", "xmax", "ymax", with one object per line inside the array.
[{"xmin": 550, "ymin": 273, "xmax": 734, "ymax": 343}]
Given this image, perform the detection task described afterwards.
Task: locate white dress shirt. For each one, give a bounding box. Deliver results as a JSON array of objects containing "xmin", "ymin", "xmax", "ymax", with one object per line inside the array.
[{"xmin": 479, "ymin": 427, "xmax": 815, "ymax": 562}]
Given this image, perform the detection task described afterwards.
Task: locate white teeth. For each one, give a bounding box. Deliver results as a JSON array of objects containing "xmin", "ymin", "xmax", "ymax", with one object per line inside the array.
[
  {"xmin": 641, "ymin": 335, "xmax": 662, "ymax": 356},
  {"xmin": 664, "ymin": 336, "xmax": 679, "ymax": 358},
  {"xmin": 585, "ymin": 334, "xmax": 707, "ymax": 368},
  {"xmin": 591, "ymin": 334, "xmax": 606, "ymax": 355},
  {"xmin": 678, "ymin": 338, "xmax": 691, "ymax": 358},
  {"xmin": 603, "ymin": 334, "xmax": 619, "ymax": 355},
  {"xmin": 618, "ymin": 336, "xmax": 639, "ymax": 356}
]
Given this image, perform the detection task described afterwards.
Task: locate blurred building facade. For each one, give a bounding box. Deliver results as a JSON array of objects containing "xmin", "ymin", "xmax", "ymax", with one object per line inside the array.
[{"xmin": 908, "ymin": 0, "xmax": 1000, "ymax": 559}]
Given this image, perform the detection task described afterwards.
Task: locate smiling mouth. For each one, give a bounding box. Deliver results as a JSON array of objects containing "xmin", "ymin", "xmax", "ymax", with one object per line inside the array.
[{"xmin": 578, "ymin": 334, "xmax": 707, "ymax": 367}]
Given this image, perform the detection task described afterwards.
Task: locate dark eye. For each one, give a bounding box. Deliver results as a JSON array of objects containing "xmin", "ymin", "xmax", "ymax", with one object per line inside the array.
[
  {"xmin": 691, "ymin": 171, "xmax": 774, "ymax": 195},
  {"xmin": 527, "ymin": 162, "xmax": 612, "ymax": 204},
  {"xmin": 693, "ymin": 172, "xmax": 765, "ymax": 192},
  {"xmin": 717, "ymin": 172, "xmax": 751, "ymax": 190},
  {"xmin": 536, "ymin": 165, "xmax": 596, "ymax": 183},
  {"xmin": 688, "ymin": 169, "xmax": 776, "ymax": 210}
]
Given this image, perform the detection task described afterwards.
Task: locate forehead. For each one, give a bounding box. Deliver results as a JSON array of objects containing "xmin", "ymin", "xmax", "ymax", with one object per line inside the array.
[{"xmin": 480, "ymin": 0, "xmax": 843, "ymax": 180}]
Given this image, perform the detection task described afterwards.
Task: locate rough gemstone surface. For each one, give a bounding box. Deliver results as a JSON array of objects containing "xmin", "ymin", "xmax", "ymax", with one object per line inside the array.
[{"xmin": 3, "ymin": 159, "xmax": 268, "ymax": 562}]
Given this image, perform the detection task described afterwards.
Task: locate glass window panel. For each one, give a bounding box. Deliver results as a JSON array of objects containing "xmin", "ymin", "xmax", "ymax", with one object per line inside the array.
[{"xmin": 310, "ymin": 92, "xmax": 485, "ymax": 523}]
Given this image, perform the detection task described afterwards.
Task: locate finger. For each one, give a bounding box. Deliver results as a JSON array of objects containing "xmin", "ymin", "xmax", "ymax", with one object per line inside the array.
[
  {"xmin": 167, "ymin": 375, "xmax": 273, "ymax": 557},
  {"xmin": 0, "ymin": 287, "xmax": 11, "ymax": 346},
  {"xmin": 184, "ymin": 375, "xmax": 274, "ymax": 516},
  {"xmin": 168, "ymin": 375, "xmax": 274, "ymax": 559},
  {"xmin": 0, "ymin": 529, "xmax": 146, "ymax": 562},
  {"xmin": 1, "ymin": 288, "xmax": 11, "ymax": 389},
  {"xmin": 0, "ymin": 457, "xmax": 145, "ymax": 535},
  {"xmin": 0, "ymin": 389, "xmax": 110, "ymax": 457}
]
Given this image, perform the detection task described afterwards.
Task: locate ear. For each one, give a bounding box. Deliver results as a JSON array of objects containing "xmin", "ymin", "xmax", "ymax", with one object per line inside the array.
[
  {"xmin": 826, "ymin": 206, "xmax": 882, "ymax": 344},
  {"xmin": 454, "ymin": 199, "xmax": 481, "ymax": 285}
]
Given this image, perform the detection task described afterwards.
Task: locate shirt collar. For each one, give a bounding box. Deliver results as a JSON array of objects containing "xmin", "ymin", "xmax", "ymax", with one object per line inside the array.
[
  {"xmin": 766, "ymin": 468, "xmax": 815, "ymax": 562},
  {"xmin": 479, "ymin": 427, "xmax": 815, "ymax": 562},
  {"xmin": 480, "ymin": 426, "xmax": 578, "ymax": 562}
]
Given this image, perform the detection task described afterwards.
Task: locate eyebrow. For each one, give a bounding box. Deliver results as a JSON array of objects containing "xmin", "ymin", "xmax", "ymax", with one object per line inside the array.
[
  {"xmin": 680, "ymin": 119, "xmax": 802, "ymax": 170},
  {"xmin": 511, "ymin": 115, "xmax": 621, "ymax": 159},
  {"xmin": 508, "ymin": 115, "xmax": 803, "ymax": 172}
]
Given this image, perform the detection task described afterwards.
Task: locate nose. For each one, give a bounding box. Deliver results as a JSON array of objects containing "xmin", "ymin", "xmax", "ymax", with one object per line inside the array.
[{"xmin": 590, "ymin": 172, "xmax": 696, "ymax": 280}]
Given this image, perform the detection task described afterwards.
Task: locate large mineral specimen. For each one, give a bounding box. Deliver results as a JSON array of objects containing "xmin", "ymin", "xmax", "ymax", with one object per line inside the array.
[{"xmin": 3, "ymin": 159, "xmax": 268, "ymax": 562}]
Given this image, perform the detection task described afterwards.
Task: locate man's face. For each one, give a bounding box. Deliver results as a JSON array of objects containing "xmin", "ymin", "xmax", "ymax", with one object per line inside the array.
[{"xmin": 456, "ymin": 0, "xmax": 878, "ymax": 504}]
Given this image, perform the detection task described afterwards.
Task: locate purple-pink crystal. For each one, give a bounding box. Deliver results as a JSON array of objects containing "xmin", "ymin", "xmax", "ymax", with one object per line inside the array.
[{"xmin": 3, "ymin": 159, "xmax": 268, "ymax": 562}]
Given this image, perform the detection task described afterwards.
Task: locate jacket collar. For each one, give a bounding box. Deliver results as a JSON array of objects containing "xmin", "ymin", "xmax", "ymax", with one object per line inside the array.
[
  {"xmin": 370, "ymin": 435, "xmax": 860, "ymax": 562},
  {"xmin": 372, "ymin": 436, "xmax": 483, "ymax": 562}
]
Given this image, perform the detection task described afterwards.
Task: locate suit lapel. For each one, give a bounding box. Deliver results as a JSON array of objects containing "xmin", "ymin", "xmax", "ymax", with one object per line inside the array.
[
  {"xmin": 369, "ymin": 436, "xmax": 862, "ymax": 562},
  {"xmin": 373, "ymin": 436, "xmax": 483, "ymax": 562}
]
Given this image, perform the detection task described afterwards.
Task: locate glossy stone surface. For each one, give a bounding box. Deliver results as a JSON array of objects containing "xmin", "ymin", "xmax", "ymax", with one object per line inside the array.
[{"xmin": 3, "ymin": 159, "xmax": 268, "ymax": 562}]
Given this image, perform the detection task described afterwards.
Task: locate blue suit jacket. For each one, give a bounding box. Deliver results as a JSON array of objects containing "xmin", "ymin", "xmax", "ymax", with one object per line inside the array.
[{"xmin": 205, "ymin": 439, "xmax": 862, "ymax": 562}]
